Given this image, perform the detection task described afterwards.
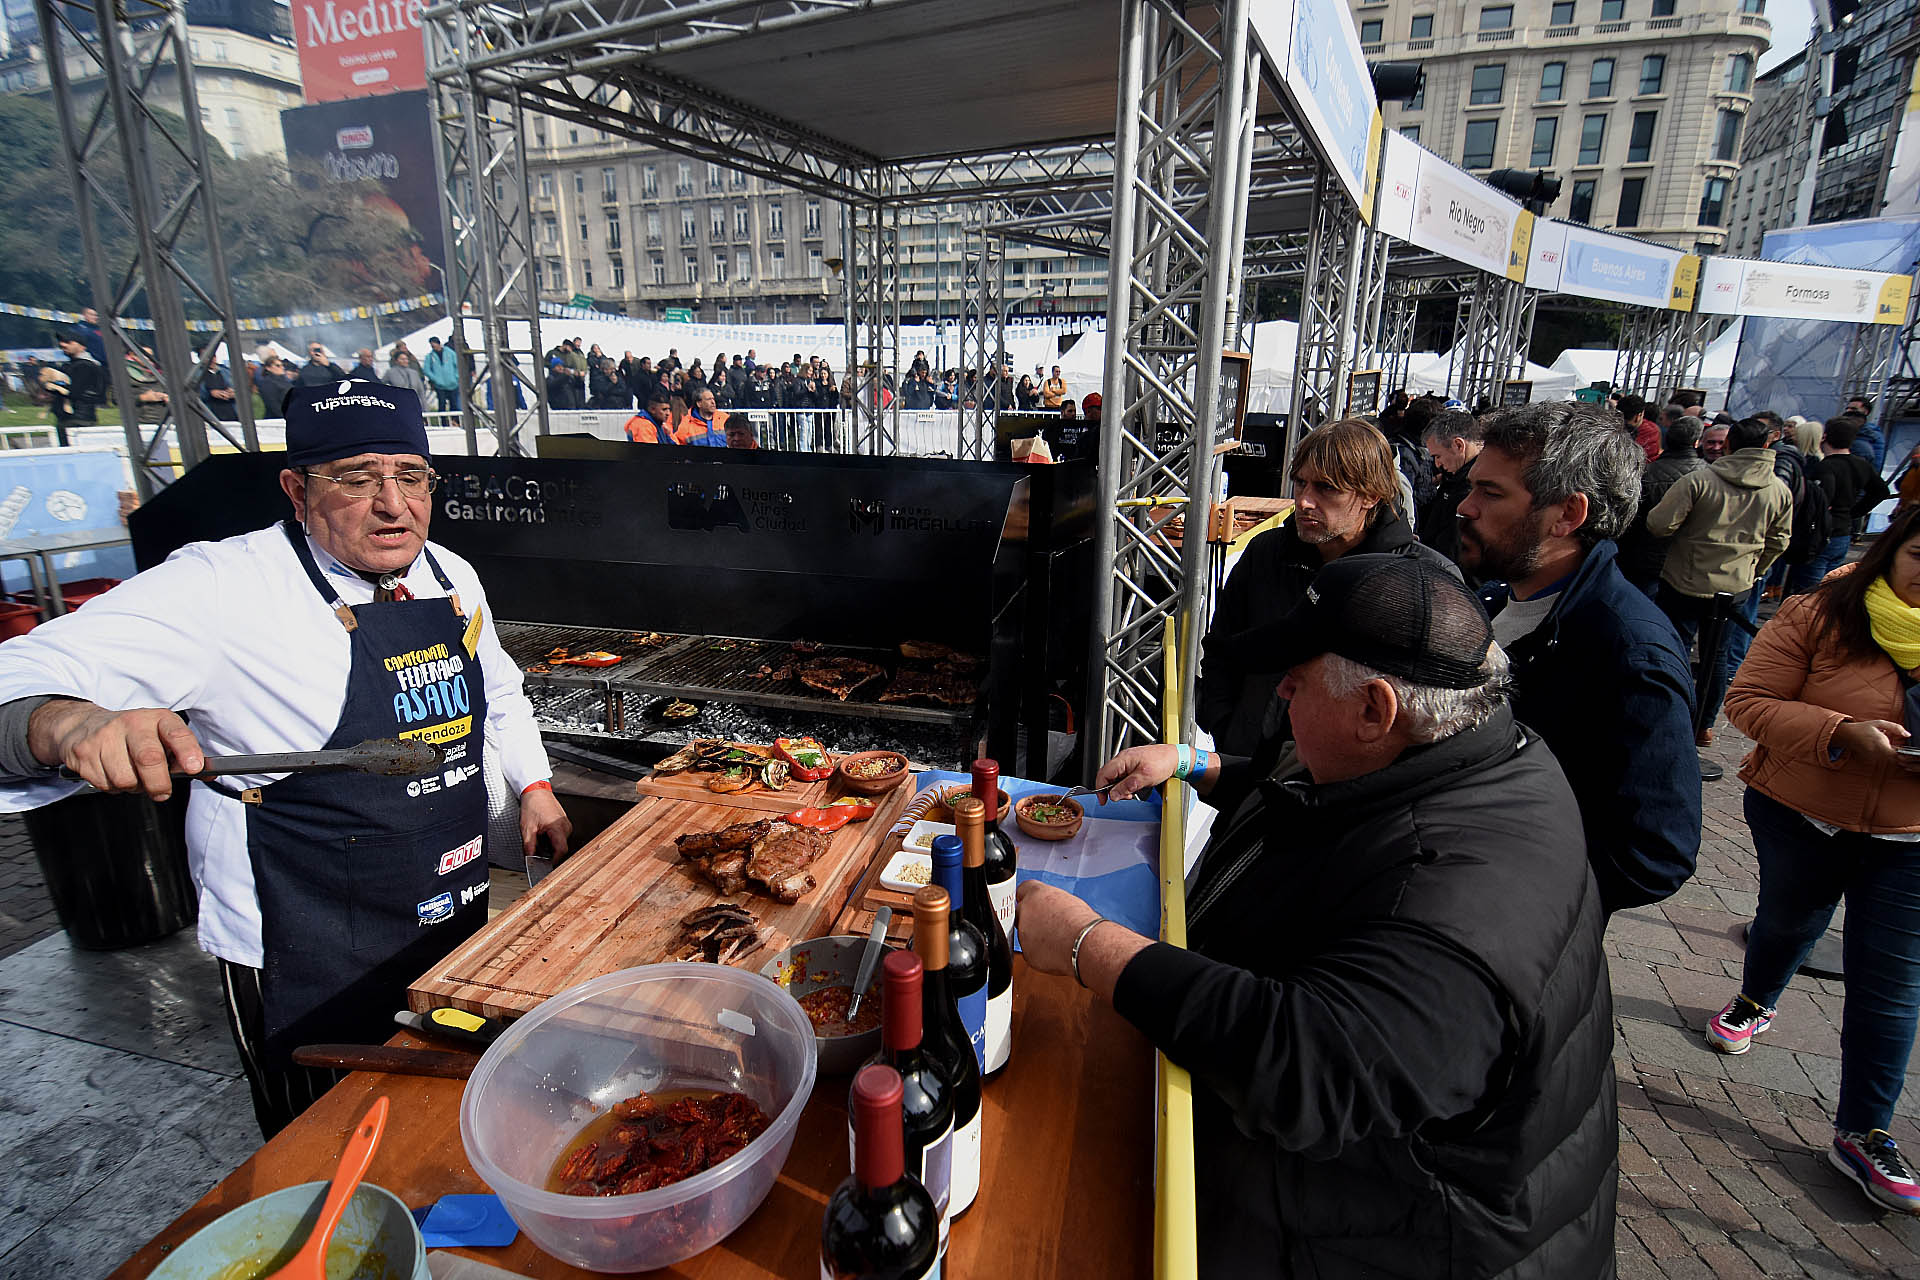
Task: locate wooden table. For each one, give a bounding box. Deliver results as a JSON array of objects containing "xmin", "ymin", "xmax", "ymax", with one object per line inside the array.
[{"xmin": 109, "ymin": 787, "xmax": 1156, "ymax": 1278}]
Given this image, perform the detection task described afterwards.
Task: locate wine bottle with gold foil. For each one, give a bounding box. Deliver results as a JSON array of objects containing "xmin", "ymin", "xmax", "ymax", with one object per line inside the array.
[
  {"xmin": 955, "ymin": 797, "xmax": 1014, "ymax": 1076},
  {"xmin": 913, "ymin": 885, "xmax": 981, "ymax": 1218},
  {"xmin": 970, "ymin": 759, "xmax": 1020, "ymax": 937}
]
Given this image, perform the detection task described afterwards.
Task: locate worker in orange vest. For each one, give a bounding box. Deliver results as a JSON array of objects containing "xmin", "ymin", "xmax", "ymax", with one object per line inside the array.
[
  {"xmin": 681, "ymin": 385, "xmax": 729, "ymax": 447},
  {"xmin": 625, "ymin": 387, "xmax": 680, "ymax": 444}
]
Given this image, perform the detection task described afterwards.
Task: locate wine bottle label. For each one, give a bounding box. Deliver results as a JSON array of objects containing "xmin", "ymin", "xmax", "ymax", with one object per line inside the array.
[
  {"xmin": 984, "ymin": 988, "xmax": 1011, "ymax": 1074},
  {"xmin": 957, "ymin": 985, "xmax": 987, "ymax": 1073},
  {"xmin": 823, "ymin": 1259, "xmax": 942, "ymax": 1280},
  {"xmin": 921, "ymin": 1121, "xmax": 953, "ymax": 1221},
  {"xmin": 949, "ymin": 1110, "xmax": 982, "ymax": 1216},
  {"xmin": 988, "ymin": 876, "xmax": 1017, "ymax": 938}
]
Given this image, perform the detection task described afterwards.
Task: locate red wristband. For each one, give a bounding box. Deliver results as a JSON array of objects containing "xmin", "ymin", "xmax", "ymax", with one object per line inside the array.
[{"xmin": 522, "ymin": 779, "xmax": 553, "ymax": 796}]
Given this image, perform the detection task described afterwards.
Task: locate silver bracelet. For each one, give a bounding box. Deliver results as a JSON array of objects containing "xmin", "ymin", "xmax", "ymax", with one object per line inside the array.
[{"xmin": 1071, "ymin": 916, "xmax": 1109, "ymax": 988}]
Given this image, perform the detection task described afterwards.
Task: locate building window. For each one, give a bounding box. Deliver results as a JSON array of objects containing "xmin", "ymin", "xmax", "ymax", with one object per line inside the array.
[
  {"xmin": 1360, "ymin": 18, "xmax": 1382, "ymax": 42},
  {"xmin": 774, "ymin": 302, "xmax": 789, "ymax": 324},
  {"xmin": 611, "ymin": 260, "xmax": 625, "ymax": 289},
  {"xmin": 1699, "ymin": 177, "xmax": 1729, "ymax": 225},
  {"xmin": 1471, "ymin": 64, "xmax": 1506, "ymax": 105},
  {"xmin": 677, "ymin": 162, "xmax": 692, "ymax": 193},
  {"xmin": 808, "ymin": 247, "xmax": 823, "ymax": 276},
  {"xmin": 735, "ymin": 205, "xmax": 750, "ymax": 237},
  {"xmin": 1407, "ymin": 79, "xmax": 1426, "ymax": 110},
  {"xmin": 1549, "ymin": 0, "xmax": 1573, "ymax": 22},
  {"xmin": 1479, "ymin": 5, "xmax": 1512, "ymax": 30},
  {"xmin": 1738, "ymin": 0, "xmax": 1762, "ymax": 11},
  {"xmin": 1589, "ymin": 58, "xmax": 1614, "ymax": 98},
  {"xmin": 1639, "ymin": 55, "xmax": 1666, "ymax": 95},
  {"xmin": 1541, "ymin": 62, "xmax": 1566, "ymax": 101},
  {"xmin": 534, "ymin": 121, "xmax": 547, "ymax": 146},
  {"xmin": 1628, "ymin": 111, "xmax": 1657, "ymax": 162},
  {"xmin": 805, "ymin": 201, "xmax": 822, "ymax": 234},
  {"xmin": 812, "ymin": 303, "xmax": 827, "ymax": 324},
  {"xmin": 710, "ymin": 208, "xmax": 725, "ymax": 238},
  {"xmin": 1724, "ymin": 53, "xmax": 1753, "ymax": 93},
  {"xmin": 1599, "ymin": 0, "xmax": 1622, "ymax": 18},
  {"xmin": 1715, "ymin": 109, "xmax": 1743, "ymax": 160},
  {"xmin": 1410, "ymin": 14, "xmax": 1432, "ymax": 37},
  {"xmin": 1579, "ymin": 113, "xmax": 1607, "ymax": 164},
  {"xmin": 770, "ymin": 248, "xmax": 786, "ymax": 276},
  {"xmin": 714, "ymin": 252, "xmax": 728, "ymax": 283},
  {"xmin": 1570, "ymin": 179, "xmax": 1596, "ymax": 223},
  {"xmin": 538, "ymin": 173, "xmax": 554, "ymax": 198},
  {"xmin": 646, "ymin": 210, "xmax": 661, "ymax": 240},
  {"xmin": 707, "ymin": 163, "xmax": 724, "ymax": 189},
  {"xmin": 685, "ymin": 255, "xmax": 699, "ymax": 284},
  {"xmin": 549, "ymin": 258, "xmax": 561, "ymax": 288},
  {"xmin": 601, "ymin": 167, "xmax": 616, "ymax": 199},
  {"xmin": 741, "ymin": 307, "xmax": 756, "ymax": 325},
  {"xmin": 534, "ymin": 260, "xmax": 543, "ymax": 289},
  {"xmin": 734, "ymin": 251, "xmax": 749, "ymax": 281},
  {"xmin": 578, "ymin": 218, "xmax": 589, "ymax": 242},
  {"xmin": 652, "ymin": 255, "xmax": 666, "ymax": 284},
  {"xmin": 568, "ymin": 128, "xmax": 579, "ymax": 145},
  {"xmin": 769, "ymin": 202, "xmax": 785, "ymax": 235},
  {"xmin": 606, "ymin": 213, "xmax": 621, "ymax": 248},
  {"xmin": 1530, "ymin": 117, "xmax": 1558, "ymax": 167},
  {"xmin": 643, "ymin": 165, "xmax": 658, "ymax": 196},
  {"xmin": 1617, "ymin": 176, "xmax": 1646, "ymax": 227},
  {"xmin": 1652, "ymin": 0, "xmax": 1675, "ymax": 12},
  {"xmin": 544, "ymin": 217, "xmax": 558, "ymax": 244},
  {"xmin": 718, "ymin": 305, "xmax": 733, "ymax": 324},
  {"xmin": 574, "ymin": 173, "xmax": 584, "ymax": 193},
  {"xmin": 1400, "ymin": 125, "xmax": 1421, "ymax": 143},
  {"xmin": 582, "ymin": 261, "xmax": 592, "ymax": 289},
  {"xmin": 1463, "ymin": 118, "xmax": 1498, "ymax": 169},
  {"xmin": 681, "ymin": 209, "xmax": 697, "ymax": 241}
]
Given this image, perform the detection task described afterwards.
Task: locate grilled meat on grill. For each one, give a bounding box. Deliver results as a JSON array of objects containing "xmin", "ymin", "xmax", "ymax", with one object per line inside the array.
[
  {"xmin": 878, "ymin": 669, "xmax": 980, "ymax": 706},
  {"xmin": 899, "ymin": 640, "xmax": 978, "ymax": 665},
  {"xmin": 797, "ymin": 656, "xmax": 886, "ymax": 701}
]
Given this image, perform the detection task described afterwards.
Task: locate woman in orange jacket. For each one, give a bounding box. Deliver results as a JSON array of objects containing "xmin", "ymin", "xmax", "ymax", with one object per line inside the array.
[{"xmin": 1718, "ymin": 502, "xmax": 1920, "ymax": 1215}]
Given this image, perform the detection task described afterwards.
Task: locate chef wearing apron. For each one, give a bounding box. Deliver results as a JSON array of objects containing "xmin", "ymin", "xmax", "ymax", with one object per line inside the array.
[{"xmin": 0, "ymin": 380, "xmax": 571, "ymax": 1135}]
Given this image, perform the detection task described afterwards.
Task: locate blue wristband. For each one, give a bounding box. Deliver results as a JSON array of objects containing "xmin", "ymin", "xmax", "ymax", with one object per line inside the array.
[{"xmin": 1173, "ymin": 744, "xmax": 1194, "ymax": 780}]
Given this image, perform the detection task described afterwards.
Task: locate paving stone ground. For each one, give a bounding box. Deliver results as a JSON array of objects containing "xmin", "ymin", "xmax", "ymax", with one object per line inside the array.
[{"xmin": 0, "ymin": 813, "xmax": 56, "ymax": 961}]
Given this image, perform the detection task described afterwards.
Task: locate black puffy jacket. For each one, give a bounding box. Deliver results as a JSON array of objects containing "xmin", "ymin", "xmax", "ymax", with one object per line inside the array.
[{"xmin": 1117, "ymin": 710, "xmax": 1617, "ymax": 1278}]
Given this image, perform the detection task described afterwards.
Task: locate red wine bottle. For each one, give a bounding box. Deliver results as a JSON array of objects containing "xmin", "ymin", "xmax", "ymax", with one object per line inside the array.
[
  {"xmin": 971, "ymin": 760, "xmax": 1020, "ymax": 938},
  {"xmin": 821, "ymin": 1065, "xmax": 941, "ymax": 1280},
  {"xmin": 913, "ymin": 885, "xmax": 981, "ymax": 1219},
  {"xmin": 929, "ymin": 835, "xmax": 988, "ymax": 1074},
  {"xmin": 849, "ymin": 951, "xmax": 954, "ymax": 1250},
  {"xmin": 954, "ymin": 798, "xmax": 1014, "ymax": 1076}
]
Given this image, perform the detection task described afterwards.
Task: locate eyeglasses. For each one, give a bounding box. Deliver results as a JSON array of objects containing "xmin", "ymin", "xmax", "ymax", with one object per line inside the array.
[{"xmin": 303, "ymin": 468, "xmax": 438, "ymax": 499}]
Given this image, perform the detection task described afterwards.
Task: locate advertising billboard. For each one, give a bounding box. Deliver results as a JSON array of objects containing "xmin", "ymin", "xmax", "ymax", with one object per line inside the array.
[
  {"xmin": 1253, "ymin": 0, "xmax": 1381, "ymax": 210},
  {"xmin": 281, "ymin": 89, "xmax": 443, "ymax": 273},
  {"xmin": 293, "ymin": 0, "xmax": 428, "ymax": 103}
]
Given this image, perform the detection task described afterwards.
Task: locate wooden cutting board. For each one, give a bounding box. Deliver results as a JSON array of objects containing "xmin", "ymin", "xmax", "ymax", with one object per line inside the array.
[
  {"xmin": 631, "ymin": 743, "xmax": 843, "ymax": 814},
  {"xmin": 408, "ymin": 778, "xmax": 915, "ymax": 1019}
]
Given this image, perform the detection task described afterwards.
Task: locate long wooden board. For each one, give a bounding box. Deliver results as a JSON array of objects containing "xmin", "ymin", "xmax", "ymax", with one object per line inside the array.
[
  {"xmin": 631, "ymin": 742, "xmax": 843, "ymax": 814},
  {"xmin": 409, "ymin": 778, "xmax": 914, "ymax": 1019}
]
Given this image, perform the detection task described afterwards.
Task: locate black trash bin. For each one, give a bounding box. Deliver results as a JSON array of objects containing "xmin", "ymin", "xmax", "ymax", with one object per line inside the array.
[{"xmin": 26, "ymin": 789, "xmax": 196, "ymax": 950}]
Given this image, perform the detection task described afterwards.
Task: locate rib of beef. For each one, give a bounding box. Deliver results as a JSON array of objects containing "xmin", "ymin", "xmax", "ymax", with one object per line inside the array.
[
  {"xmin": 797, "ymin": 656, "xmax": 886, "ymax": 701},
  {"xmin": 676, "ymin": 819, "xmax": 830, "ymax": 903},
  {"xmin": 877, "ymin": 669, "xmax": 979, "ymax": 706}
]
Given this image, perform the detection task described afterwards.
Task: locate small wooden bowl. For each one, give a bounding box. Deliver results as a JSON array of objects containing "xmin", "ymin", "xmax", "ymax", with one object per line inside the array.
[
  {"xmin": 1014, "ymin": 794, "xmax": 1084, "ymax": 841},
  {"xmin": 922, "ymin": 785, "xmax": 1012, "ymax": 825},
  {"xmin": 835, "ymin": 750, "xmax": 910, "ymax": 796}
]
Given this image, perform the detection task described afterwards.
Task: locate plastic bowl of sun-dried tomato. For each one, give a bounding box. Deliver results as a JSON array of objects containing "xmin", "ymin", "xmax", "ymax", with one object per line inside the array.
[{"xmin": 460, "ymin": 963, "xmax": 817, "ymax": 1272}]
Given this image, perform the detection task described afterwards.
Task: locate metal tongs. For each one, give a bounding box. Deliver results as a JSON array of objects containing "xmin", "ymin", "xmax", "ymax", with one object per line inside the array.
[
  {"xmin": 1056, "ymin": 781, "xmax": 1119, "ymax": 805},
  {"xmin": 61, "ymin": 736, "xmax": 446, "ymax": 783}
]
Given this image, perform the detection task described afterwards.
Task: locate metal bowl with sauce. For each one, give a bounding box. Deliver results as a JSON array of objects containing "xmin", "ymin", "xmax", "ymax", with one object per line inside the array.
[{"xmin": 761, "ymin": 935, "xmax": 892, "ymax": 1074}]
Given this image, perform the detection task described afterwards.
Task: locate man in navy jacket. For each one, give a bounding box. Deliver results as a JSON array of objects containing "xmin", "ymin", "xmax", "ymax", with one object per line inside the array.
[{"xmin": 1459, "ymin": 401, "xmax": 1701, "ymax": 914}]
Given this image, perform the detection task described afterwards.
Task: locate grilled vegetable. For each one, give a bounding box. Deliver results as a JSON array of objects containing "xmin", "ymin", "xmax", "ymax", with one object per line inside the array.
[
  {"xmin": 772, "ymin": 736, "xmax": 833, "ymax": 781},
  {"xmin": 759, "ymin": 759, "xmax": 791, "ymax": 791}
]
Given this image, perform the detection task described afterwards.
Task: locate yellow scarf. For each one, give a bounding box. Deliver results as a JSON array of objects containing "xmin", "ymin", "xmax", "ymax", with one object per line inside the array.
[{"xmin": 1866, "ymin": 574, "xmax": 1920, "ymax": 669}]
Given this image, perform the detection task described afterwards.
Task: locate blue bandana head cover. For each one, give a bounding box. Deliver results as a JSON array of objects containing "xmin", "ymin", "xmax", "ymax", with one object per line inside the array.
[{"xmin": 284, "ymin": 379, "xmax": 430, "ymax": 467}]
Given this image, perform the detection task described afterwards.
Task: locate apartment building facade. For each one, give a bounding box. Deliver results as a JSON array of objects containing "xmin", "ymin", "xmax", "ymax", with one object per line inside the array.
[
  {"xmin": 1724, "ymin": 50, "xmax": 1810, "ymax": 258},
  {"xmin": 1355, "ymin": 0, "xmax": 1772, "ymax": 252}
]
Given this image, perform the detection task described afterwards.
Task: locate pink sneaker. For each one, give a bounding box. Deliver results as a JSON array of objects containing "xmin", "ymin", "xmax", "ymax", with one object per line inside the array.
[
  {"xmin": 1832, "ymin": 1130, "xmax": 1920, "ymax": 1215},
  {"xmin": 1705, "ymin": 994, "xmax": 1773, "ymax": 1054}
]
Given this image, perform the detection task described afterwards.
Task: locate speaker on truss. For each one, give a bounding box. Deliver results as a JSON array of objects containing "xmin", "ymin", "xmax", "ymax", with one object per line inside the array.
[{"xmin": 1368, "ymin": 62, "xmax": 1426, "ymax": 104}]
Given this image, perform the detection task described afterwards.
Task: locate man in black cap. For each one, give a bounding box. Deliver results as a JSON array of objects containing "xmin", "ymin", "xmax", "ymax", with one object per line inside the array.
[
  {"xmin": 0, "ymin": 378, "xmax": 570, "ymax": 1136},
  {"xmin": 1018, "ymin": 554, "xmax": 1616, "ymax": 1280}
]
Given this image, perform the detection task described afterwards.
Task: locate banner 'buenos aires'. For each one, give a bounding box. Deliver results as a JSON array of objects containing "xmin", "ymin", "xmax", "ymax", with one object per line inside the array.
[{"xmin": 294, "ymin": 0, "xmax": 427, "ymax": 104}]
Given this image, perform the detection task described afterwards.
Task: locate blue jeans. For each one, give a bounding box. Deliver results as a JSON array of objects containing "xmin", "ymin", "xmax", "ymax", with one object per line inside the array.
[
  {"xmin": 1742, "ymin": 789, "xmax": 1920, "ymax": 1133},
  {"xmin": 1789, "ymin": 533, "xmax": 1853, "ymax": 596}
]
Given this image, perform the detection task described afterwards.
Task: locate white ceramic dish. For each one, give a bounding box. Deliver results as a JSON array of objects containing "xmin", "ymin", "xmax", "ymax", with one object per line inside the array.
[
  {"xmin": 899, "ymin": 819, "xmax": 954, "ymax": 854},
  {"xmin": 879, "ymin": 848, "xmax": 936, "ymax": 894}
]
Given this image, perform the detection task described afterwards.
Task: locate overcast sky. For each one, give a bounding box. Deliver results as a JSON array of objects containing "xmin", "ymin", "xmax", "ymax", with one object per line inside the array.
[{"xmin": 1760, "ymin": 0, "xmax": 1815, "ymax": 74}]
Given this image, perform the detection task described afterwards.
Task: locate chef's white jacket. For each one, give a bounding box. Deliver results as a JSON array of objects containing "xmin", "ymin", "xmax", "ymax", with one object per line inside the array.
[{"xmin": 0, "ymin": 523, "xmax": 551, "ymax": 967}]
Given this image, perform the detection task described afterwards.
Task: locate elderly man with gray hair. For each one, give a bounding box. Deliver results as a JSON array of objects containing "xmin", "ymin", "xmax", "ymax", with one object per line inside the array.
[
  {"xmin": 1457, "ymin": 400, "xmax": 1700, "ymax": 914},
  {"xmin": 1017, "ymin": 554, "xmax": 1616, "ymax": 1279}
]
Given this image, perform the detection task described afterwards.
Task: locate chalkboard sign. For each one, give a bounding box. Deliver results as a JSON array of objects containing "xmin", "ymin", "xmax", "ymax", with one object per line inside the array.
[
  {"xmin": 1215, "ymin": 351, "xmax": 1253, "ymax": 449},
  {"xmin": 1347, "ymin": 369, "xmax": 1384, "ymax": 416},
  {"xmin": 1500, "ymin": 379, "xmax": 1534, "ymax": 407}
]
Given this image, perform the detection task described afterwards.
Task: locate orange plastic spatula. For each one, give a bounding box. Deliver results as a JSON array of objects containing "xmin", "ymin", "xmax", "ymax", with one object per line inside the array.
[{"xmin": 264, "ymin": 1095, "xmax": 390, "ymax": 1280}]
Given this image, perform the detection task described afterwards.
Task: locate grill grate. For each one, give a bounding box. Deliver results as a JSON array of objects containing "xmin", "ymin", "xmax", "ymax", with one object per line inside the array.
[{"xmin": 496, "ymin": 621, "xmax": 693, "ymax": 685}]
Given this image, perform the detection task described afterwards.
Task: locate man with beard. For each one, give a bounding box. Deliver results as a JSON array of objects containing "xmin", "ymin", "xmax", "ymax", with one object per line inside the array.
[
  {"xmin": 1198, "ymin": 418, "xmax": 1450, "ymax": 756},
  {"xmin": 1458, "ymin": 401, "xmax": 1699, "ymax": 914}
]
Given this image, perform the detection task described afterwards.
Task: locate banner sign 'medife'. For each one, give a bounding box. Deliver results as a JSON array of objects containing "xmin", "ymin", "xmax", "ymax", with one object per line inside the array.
[{"xmin": 295, "ymin": 0, "xmax": 427, "ymax": 103}]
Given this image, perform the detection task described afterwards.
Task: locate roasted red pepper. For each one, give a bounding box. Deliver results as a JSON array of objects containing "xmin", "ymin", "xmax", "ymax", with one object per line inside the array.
[
  {"xmin": 784, "ymin": 806, "xmax": 859, "ymax": 832},
  {"xmin": 772, "ymin": 736, "xmax": 834, "ymax": 781}
]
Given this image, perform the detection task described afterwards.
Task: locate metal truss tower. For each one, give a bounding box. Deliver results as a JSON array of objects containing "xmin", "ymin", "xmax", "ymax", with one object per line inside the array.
[
  {"xmin": 1087, "ymin": 0, "xmax": 1256, "ymax": 767},
  {"xmin": 36, "ymin": 0, "xmax": 256, "ymax": 498},
  {"xmin": 1451, "ymin": 274, "xmax": 1532, "ymax": 407},
  {"xmin": 843, "ymin": 199, "xmax": 901, "ymax": 455},
  {"xmin": 1288, "ymin": 169, "xmax": 1370, "ymax": 438},
  {"xmin": 1615, "ymin": 308, "xmax": 1711, "ymax": 403}
]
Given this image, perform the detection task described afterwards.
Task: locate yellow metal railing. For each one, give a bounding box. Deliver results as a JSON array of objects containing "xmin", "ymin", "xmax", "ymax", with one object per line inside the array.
[{"xmin": 1154, "ymin": 615, "xmax": 1199, "ymax": 1280}]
